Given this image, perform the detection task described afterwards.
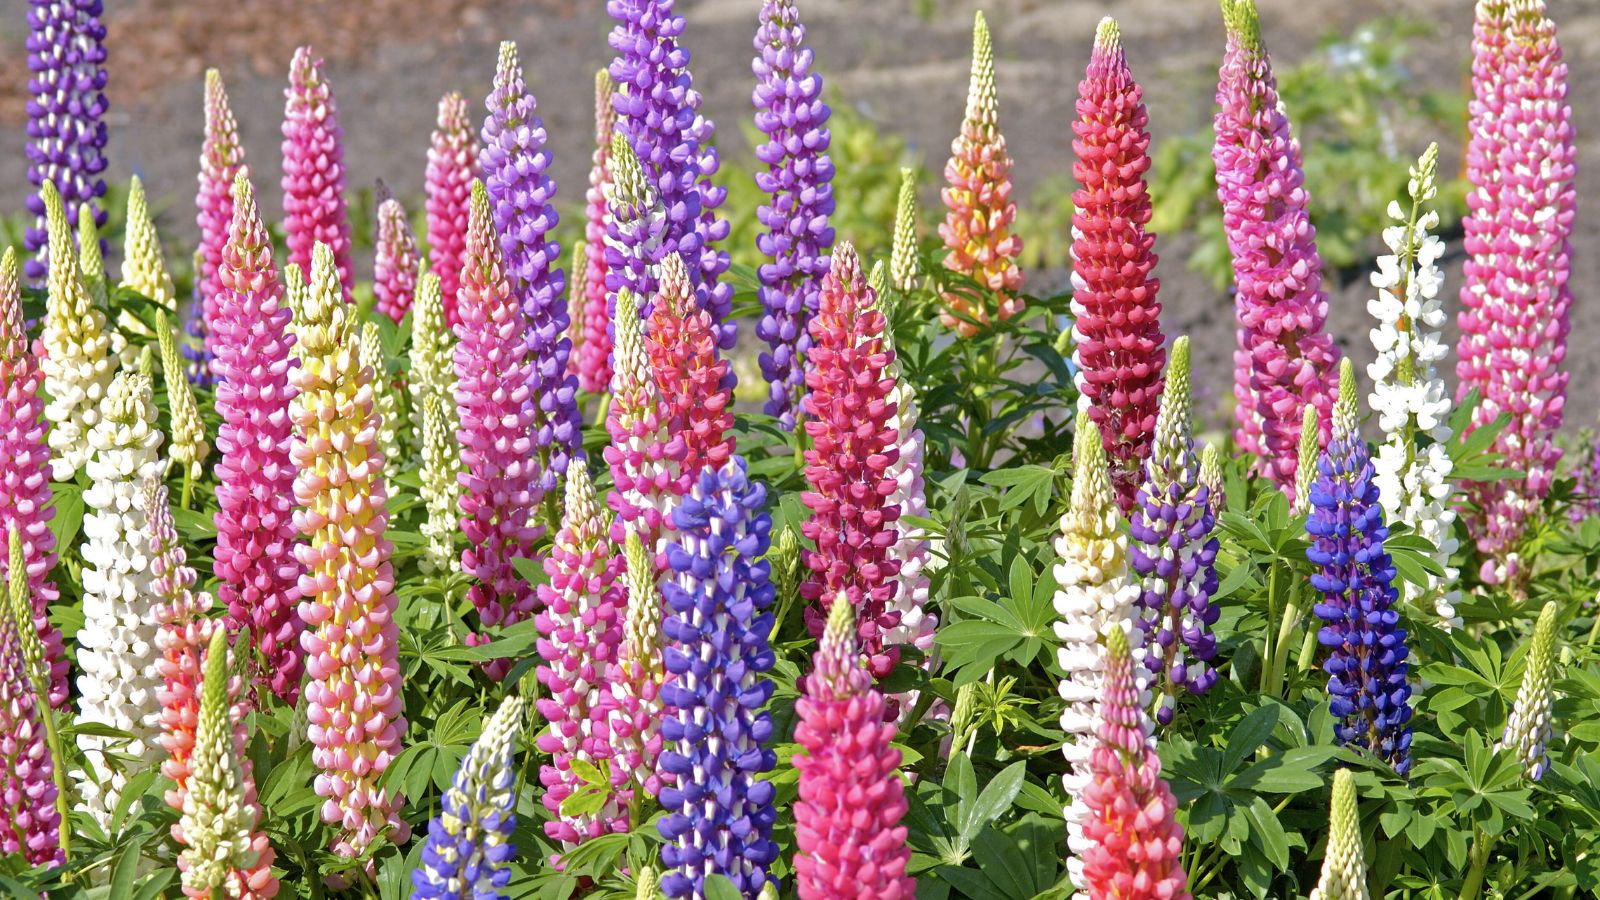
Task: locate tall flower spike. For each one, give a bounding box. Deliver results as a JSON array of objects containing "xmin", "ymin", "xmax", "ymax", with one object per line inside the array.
[
  {"xmin": 282, "ymin": 46, "xmax": 354, "ymax": 300},
  {"xmin": 648, "ymin": 252, "xmax": 736, "ymax": 489},
  {"xmin": 1214, "ymin": 0, "xmax": 1340, "ymax": 493},
  {"xmin": 121, "ymin": 176, "xmax": 178, "ymax": 339},
  {"xmin": 39, "ymin": 180, "xmax": 114, "ymax": 481},
  {"xmin": 793, "ymin": 599, "xmax": 916, "ymax": 900},
  {"xmin": 938, "ymin": 12, "xmax": 1024, "ymax": 336},
  {"xmin": 604, "ymin": 286, "xmax": 681, "ymax": 568},
  {"xmin": 1499, "ymin": 600, "xmax": 1560, "ymax": 781},
  {"xmin": 608, "ymin": 529, "xmax": 666, "ymax": 800},
  {"xmin": 420, "ymin": 394, "xmax": 463, "ymax": 575},
  {"xmin": 151, "ymin": 477, "xmax": 214, "ymax": 815},
  {"xmin": 24, "ymin": 0, "xmax": 109, "ymax": 281},
  {"xmin": 412, "ymin": 694, "xmax": 526, "ymax": 900},
  {"xmin": 1308, "ymin": 359, "xmax": 1414, "ymax": 775},
  {"xmin": 410, "ymin": 272, "xmax": 455, "ymax": 439},
  {"xmin": 1456, "ymin": 0, "xmax": 1575, "ymax": 587},
  {"xmin": 179, "ymin": 627, "xmax": 277, "ymax": 900},
  {"xmin": 0, "ymin": 249, "xmax": 67, "ymax": 708},
  {"xmin": 1080, "ymin": 626, "xmax": 1191, "ymax": 900},
  {"xmin": 1200, "ymin": 443, "xmax": 1224, "ymax": 520},
  {"xmin": 0, "ymin": 527, "xmax": 62, "ymax": 866},
  {"xmin": 360, "ymin": 320, "xmax": 407, "ymax": 466},
  {"xmin": 1308, "ymin": 769, "xmax": 1368, "ymax": 900},
  {"xmin": 157, "ymin": 310, "xmax": 210, "ymax": 488},
  {"xmin": 603, "ymin": 131, "xmax": 668, "ymax": 311},
  {"xmin": 1293, "ymin": 405, "xmax": 1321, "ymax": 516},
  {"xmin": 658, "ymin": 458, "xmax": 779, "ymax": 898},
  {"xmin": 575, "ymin": 70, "xmax": 618, "ymax": 395},
  {"xmin": 454, "ymin": 180, "xmax": 540, "ymax": 676},
  {"xmin": 608, "ymin": 0, "xmax": 735, "ymax": 349},
  {"xmin": 890, "ymin": 168, "xmax": 922, "ymax": 293},
  {"xmin": 1367, "ymin": 145, "xmax": 1459, "ymax": 627},
  {"xmin": 374, "ymin": 198, "xmax": 421, "ymax": 323},
  {"xmin": 1130, "ymin": 338, "xmax": 1221, "ymax": 726},
  {"xmin": 482, "ymin": 41, "xmax": 581, "ymax": 517},
  {"xmin": 78, "ymin": 200, "xmax": 108, "ymax": 308},
  {"xmin": 213, "ymin": 172, "xmax": 304, "ymax": 705},
  {"xmin": 182, "ymin": 248, "xmax": 215, "ymax": 387},
  {"xmin": 1071, "ymin": 18, "xmax": 1167, "ymax": 512},
  {"xmin": 75, "ymin": 372, "xmax": 166, "ymax": 830},
  {"xmin": 1055, "ymin": 413, "xmax": 1149, "ymax": 890},
  {"xmin": 426, "ymin": 92, "xmax": 479, "ymax": 328},
  {"xmin": 801, "ymin": 243, "xmax": 903, "ymax": 679},
  {"xmin": 292, "ymin": 241, "xmax": 409, "ymax": 860},
  {"xmin": 198, "ymin": 70, "xmax": 246, "ymax": 380},
  {"xmin": 753, "ymin": 0, "xmax": 835, "ymax": 429}
]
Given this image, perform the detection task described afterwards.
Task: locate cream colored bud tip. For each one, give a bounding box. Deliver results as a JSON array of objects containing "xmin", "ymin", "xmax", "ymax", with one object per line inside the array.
[
  {"xmin": 1338, "ymin": 357, "xmax": 1357, "ymax": 402},
  {"xmin": 1169, "ymin": 335, "xmax": 1190, "ymax": 373},
  {"xmin": 825, "ymin": 593, "xmax": 856, "ymax": 644},
  {"xmin": 1095, "ymin": 17, "xmax": 1121, "ymax": 52}
]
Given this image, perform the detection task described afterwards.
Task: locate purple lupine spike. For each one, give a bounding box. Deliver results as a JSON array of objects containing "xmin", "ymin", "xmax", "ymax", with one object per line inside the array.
[
  {"xmin": 181, "ymin": 249, "xmax": 214, "ymax": 387},
  {"xmin": 607, "ymin": 0, "xmax": 735, "ymax": 350},
  {"xmin": 282, "ymin": 46, "xmax": 354, "ymax": 301},
  {"xmin": 481, "ymin": 41, "xmax": 581, "ymax": 513},
  {"xmin": 752, "ymin": 0, "xmax": 835, "ymax": 430},
  {"xmin": 24, "ymin": 0, "xmax": 110, "ymax": 282}
]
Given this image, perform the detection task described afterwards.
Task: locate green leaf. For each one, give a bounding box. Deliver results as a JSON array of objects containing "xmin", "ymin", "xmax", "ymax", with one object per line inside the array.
[
  {"xmin": 956, "ymin": 761, "xmax": 1027, "ymax": 843},
  {"xmin": 1220, "ymin": 706, "xmax": 1279, "ymax": 776},
  {"xmin": 1244, "ymin": 796, "xmax": 1290, "ymax": 871},
  {"xmin": 702, "ymin": 874, "xmax": 743, "ymax": 900},
  {"xmin": 108, "ymin": 831, "xmax": 150, "ymax": 899}
]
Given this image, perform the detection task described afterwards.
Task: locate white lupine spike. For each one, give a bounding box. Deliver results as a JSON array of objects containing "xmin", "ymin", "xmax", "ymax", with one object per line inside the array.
[
  {"xmin": 1498, "ymin": 601, "xmax": 1560, "ymax": 781},
  {"xmin": 39, "ymin": 182, "xmax": 115, "ymax": 481},
  {"xmin": 1309, "ymin": 769, "xmax": 1370, "ymax": 900},
  {"xmin": 420, "ymin": 393, "xmax": 463, "ymax": 574},
  {"xmin": 361, "ymin": 320, "xmax": 407, "ymax": 465}
]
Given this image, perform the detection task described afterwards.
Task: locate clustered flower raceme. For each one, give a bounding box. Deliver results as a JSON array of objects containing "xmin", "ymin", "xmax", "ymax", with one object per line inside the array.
[
  {"xmin": 890, "ymin": 167, "xmax": 922, "ymax": 293},
  {"xmin": 792, "ymin": 598, "xmax": 916, "ymax": 900},
  {"xmin": 425, "ymin": 91, "xmax": 479, "ymax": 329},
  {"xmin": 38, "ymin": 180, "xmax": 113, "ymax": 483},
  {"xmin": 183, "ymin": 249, "xmax": 214, "ymax": 386},
  {"xmin": 1571, "ymin": 432, "xmax": 1600, "ymax": 524},
  {"xmin": 801, "ymin": 243, "xmax": 903, "ymax": 680},
  {"xmin": 409, "ymin": 271, "xmax": 456, "ymax": 445},
  {"xmin": 75, "ymin": 371, "xmax": 166, "ymax": 829},
  {"xmin": 420, "ymin": 393, "xmax": 464, "ymax": 576},
  {"xmin": 1308, "ymin": 360, "xmax": 1414, "ymax": 776},
  {"xmin": 647, "ymin": 252, "xmax": 736, "ymax": 491},
  {"xmin": 360, "ymin": 319, "xmax": 407, "ymax": 465},
  {"xmin": 608, "ymin": 0, "xmax": 735, "ymax": 349},
  {"xmin": 603, "ymin": 132, "xmax": 668, "ymax": 312},
  {"xmin": 1499, "ymin": 600, "xmax": 1560, "ymax": 782},
  {"xmin": 0, "ymin": 249, "xmax": 67, "ymax": 709},
  {"xmin": 752, "ymin": 0, "xmax": 835, "ymax": 429},
  {"xmin": 482, "ymin": 41, "xmax": 581, "ymax": 514},
  {"xmin": 375, "ymin": 197, "xmax": 421, "ymax": 323},
  {"xmin": 534, "ymin": 463, "xmax": 627, "ymax": 844},
  {"xmin": 606, "ymin": 530, "xmax": 666, "ymax": 802},
  {"xmin": 282, "ymin": 45, "xmax": 354, "ymax": 301},
  {"xmin": 0, "ymin": 527, "xmax": 62, "ymax": 867},
  {"xmin": 939, "ymin": 12, "xmax": 1024, "ymax": 337},
  {"xmin": 1366, "ymin": 145, "xmax": 1460, "ymax": 628},
  {"xmin": 151, "ymin": 476, "xmax": 214, "ymax": 817},
  {"xmin": 212, "ymin": 172, "xmax": 305, "ymax": 705},
  {"xmin": 196, "ymin": 69, "xmax": 245, "ymax": 382},
  {"xmin": 1130, "ymin": 338, "xmax": 1221, "ymax": 726},
  {"xmin": 291, "ymin": 240, "xmax": 409, "ymax": 861},
  {"xmin": 412, "ymin": 693, "xmax": 526, "ymax": 900},
  {"xmin": 119, "ymin": 176, "xmax": 178, "ymax": 345},
  {"xmin": 1456, "ymin": 0, "xmax": 1575, "ymax": 587},
  {"xmin": 454, "ymin": 180, "xmax": 540, "ymax": 675},
  {"xmin": 1213, "ymin": 0, "xmax": 1340, "ymax": 494},
  {"xmin": 157, "ymin": 309, "xmax": 210, "ymax": 493},
  {"xmin": 1070, "ymin": 17, "xmax": 1167, "ymax": 512},
  {"xmin": 1309, "ymin": 769, "xmax": 1368, "ymax": 900},
  {"xmin": 24, "ymin": 0, "xmax": 109, "ymax": 282},
  {"xmin": 658, "ymin": 458, "xmax": 779, "ymax": 898},
  {"xmin": 603, "ymin": 286, "xmax": 681, "ymax": 566},
  {"xmin": 574, "ymin": 70, "xmax": 618, "ymax": 395},
  {"xmin": 1080, "ymin": 626, "xmax": 1191, "ymax": 900}
]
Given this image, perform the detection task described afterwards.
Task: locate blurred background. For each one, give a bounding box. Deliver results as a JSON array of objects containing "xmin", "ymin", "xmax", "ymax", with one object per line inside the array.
[{"xmin": 0, "ymin": 0, "xmax": 1595, "ymax": 430}]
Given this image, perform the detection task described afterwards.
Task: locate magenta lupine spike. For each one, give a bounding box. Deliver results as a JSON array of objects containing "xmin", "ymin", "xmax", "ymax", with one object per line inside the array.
[
  {"xmin": 575, "ymin": 71, "xmax": 618, "ymax": 395},
  {"xmin": 1213, "ymin": 0, "xmax": 1340, "ymax": 494},
  {"xmin": 454, "ymin": 180, "xmax": 540, "ymax": 678},
  {"xmin": 282, "ymin": 46, "xmax": 353, "ymax": 301},
  {"xmin": 425, "ymin": 92, "xmax": 478, "ymax": 330},
  {"xmin": 603, "ymin": 132, "xmax": 668, "ymax": 315},
  {"xmin": 0, "ymin": 554, "xmax": 62, "ymax": 867},
  {"xmin": 198, "ymin": 69, "xmax": 246, "ymax": 382},
  {"xmin": 1457, "ymin": 0, "xmax": 1575, "ymax": 586},
  {"xmin": 374, "ymin": 198, "xmax": 420, "ymax": 324},
  {"xmin": 607, "ymin": 0, "xmax": 735, "ymax": 350},
  {"xmin": 603, "ymin": 287, "xmax": 683, "ymax": 566},
  {"xmin": 212, "ymin": 172, "xmax": 305, "ymax": 705},
  {"xmin": 535, "ymin": 463, "xmax": 627, "ymax": 844},
  {"xmin": 0, "ymin": 249, "xmax": 66, "ymax": 710}
]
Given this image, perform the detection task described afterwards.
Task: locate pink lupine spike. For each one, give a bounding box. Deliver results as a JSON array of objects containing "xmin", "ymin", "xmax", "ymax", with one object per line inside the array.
[
  {"xmin": 646, "ymin": 252, "xmax": 735, "ymax": 490},
  {"xmin": 282, "ymin": 46, "xmax": 354, "ymax": 301},
  {"xmin": 0, "ymin": 531, "xmax": 62, "ymax": 867},
  {"xmin": 197, "ymin": 69, "xmax": 246, "ymax": 382},
  {"xmin": 603, "ymin": 286, "xmax": 684, "ymax": 567},
  {"xmin": 425, "ymin": 92, "xmax": 479, "ymax": 329},
  {"xmin": 574, "ymin": 70, "xmax": 618, "ymax": 395},
  {"xmin": 374, "ymin": 199, "xmax": 420, "ymax": 324}
]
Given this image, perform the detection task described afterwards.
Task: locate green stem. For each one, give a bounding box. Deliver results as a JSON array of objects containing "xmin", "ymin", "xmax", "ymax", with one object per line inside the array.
[
  {"xmin": 42, "ymin": 705, "xmax": 69, "ymax": 858},
  {"xmin": 1460, "ymin": 827, "xmax": 1495, "ymax": 900},
  {"xmin": 180, "ymin": 468, "xmax": 194, "ymax": 511},
  {"xmin": 1260, "ymin": 564, "xmax": 1283, "ymax": 694},
  {"xmin": 1583, "ymin": 598, "xmax": 1600, "ymax": 655}
]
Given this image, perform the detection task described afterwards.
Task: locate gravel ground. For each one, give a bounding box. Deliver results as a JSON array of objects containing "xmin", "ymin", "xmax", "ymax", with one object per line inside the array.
[{"xmin": 0, "ymin": 0, "xmax": 1597, "ymax": 430}]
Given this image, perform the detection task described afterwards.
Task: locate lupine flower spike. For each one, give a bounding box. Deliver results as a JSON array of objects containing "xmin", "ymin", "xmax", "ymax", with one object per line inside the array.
[
  {"xmin": 0, "ymin": 249, "xmax": 67, "ymax": 709},
  {"xmin": 534, "ymin": 463, "xmax": 627, "ymax": 843},
  {"xmin": 1499, "ymin": 600, "xmax": 1560, "ymax": 781},
  {"xmin": 793, "ymin": 599, "xmax": 916, "ymax": 900},
  {"xmin": 1293, "ymin": 405, "xmax": 1321, "ymax": 516},
  {"xmin": 361, "ymin": 320, "xmax": 407, "ymax": 464},
  {"xmin": 76, "ymin": 372, "xmax": 166, "ymax": 829},
  {"xmin": 412, "ymin": 694, "xmax": 526, "ymax": 900},
  {"xmin": 575, "ymin": 71, "xmax": 618, "ymax": 395},
  {"xmin": 603, "ymin": 132, "xmax": 668, "ymax": 311},
  {"xmin": 282, "ymin": 46, "xmax": 354, "ymax": 298},
  {"xmin": 420, "ymin": 393, "xmax": 463, "ymax": 575},
  {"xmin": 39, "ymin": 180, "xmax": 113, "ymax": 482},
  {"xmin": 603, "ymin": 286, "xmax": 680, "ymax": 568},
  {"xmin": 890, "ymin": 168, "xmax": 922, "ymax": 293},
  {"xmin": 157, "ymin": 310, "xmax": 210, "ymax": 494},
  {"xmin": 426, "ymin": 92, "xmax": 479, "ymax": 328},
  {"xmin": 454, "ymin": 180, "xmax": 540, "ymax": 674},
  {"xmin": 801, "ymin": 243, "xmax": 903, "ymax": 679},
  {"xmin": 24, "ymin": 0, "xmax": 109, "ymax": 281},
  {"xmin": 179, "ymin": 627, "xmax": 278, "ymax": 899},
  {"xmin": 198, "ymin": 70, "xmax": 246, "ymax": 379},
  {"xmin": 1081, "ymin": 627, "xmax": 1190, "ymax": 900},
  {"xmin": 1071, "ymin": 18, "xmax": 1167, "ymax": 512},
  {"xmin": 608, "ymin": 0, "xmax": 735, "ymax": 348},
  {"xmin": 1367, "ymin": 145, "xmax": 1459, "ymax": 627},
  {"xmin": 213, "ymin": 172, "xmax": 305, "ymax": 705},
  {"xmin": 1457, "ymin": 0, "xmax": 1575, "ymax": 587},
  {"xmin": 1308, "ymin": 769, "xmax": 1368, "ymax": 900},
  {"xmin": 608, "ymin": 530, "xmax": 666, "ymax": 801},
  {"xmin": 292, "ymin": 240, "xmax": 410, "ymax": 860},
  {"xmin": 183, "ymin": 249, "xmax": 215, "ymax": 386},
  {"xmin": 1054, "ymin": 413, "xmax": 1149, "ymax": 891},
  {"xmin": 0, "ymin": 527, "xmax": 62, "ymax": 866},
  {"xmin": 120, "ymin": 176, "xmax": 178, "ymax": 343},
  {"xmin": 409, "ymin": 272, "xmax": 456, "ymax": 450},
  {"xmin": 658, "ymin": 458, "xmax": 779, "ymax": 898},
  {"xmin": 1214, "ymin": 0, "xmax": 1340, "ymax": 492},
  {"xmin": 938, "ymin": 12, "xmax": 1024, "ymax": 336},
  {"xmin": 1130, "ymin": 338, "xmax": 1221, "ymax": 725},
  {"xmin": 753, "ymin": 0, "xmax": 835, "ymax": 429},
  {"xmin": 151, "ymin": 477, "xmax": 215, "ymax": 815},
  {"xmin": 375, "ymin": 198, "xmax": 421, "ymax": 323},
  {"xmin": 77, "ymin": 201, "xmax": 109, "ymax": 315},
  {"xmin": 1308, "ymin": 360, "xmax": 1414, "ymax": 775},
  {"xmin": 647, "ymin": 252, "xmax": 736, "ymax": 489}
]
